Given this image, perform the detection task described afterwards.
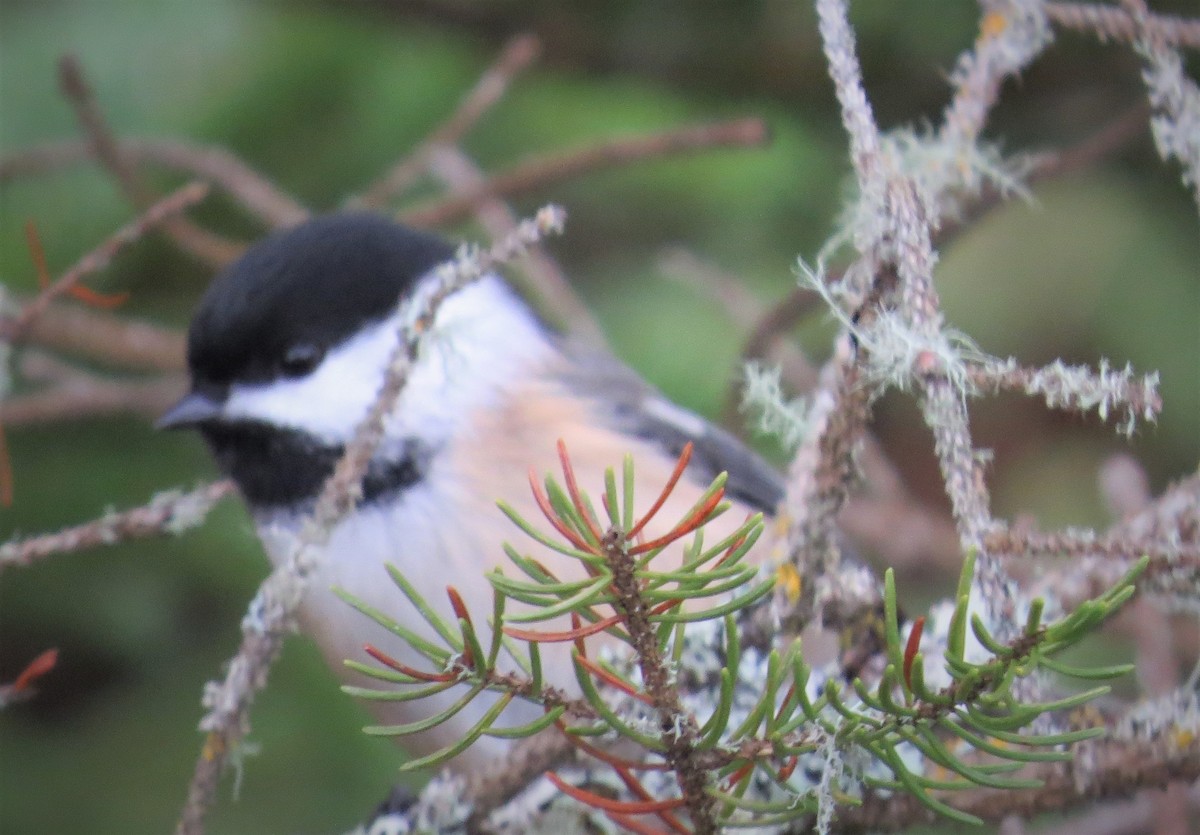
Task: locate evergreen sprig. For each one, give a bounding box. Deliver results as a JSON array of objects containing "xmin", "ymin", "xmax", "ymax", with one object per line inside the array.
[{"xmin": 338, "ymin": 443, "xmax": 1147, "ymax": 832}]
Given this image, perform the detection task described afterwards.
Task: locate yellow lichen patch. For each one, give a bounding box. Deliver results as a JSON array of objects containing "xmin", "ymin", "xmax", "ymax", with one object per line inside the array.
[
  {"xmin": 980, "ymin": 11, "xmax": 1007, "ymax": 40},
  {"xmin": 202, "ymin": 731, "xmax": 226, "ymax": 762},
  {"xmin": 777, "ymin": 562, "xmax": 803, "ymax": 602}
]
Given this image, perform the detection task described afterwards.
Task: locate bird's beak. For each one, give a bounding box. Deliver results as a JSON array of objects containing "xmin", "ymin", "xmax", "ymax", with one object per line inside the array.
[{"xmin": 157, "ymin": 389, "xmax": 225, "ymax": 430}]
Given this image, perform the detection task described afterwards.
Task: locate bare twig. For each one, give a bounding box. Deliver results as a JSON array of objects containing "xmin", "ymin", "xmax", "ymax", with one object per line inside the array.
[
  {"xmin": 1044, "ymin": 786, "xmax": 1200, "ymax": 835},
  {"xmin": 0, "ymin": 137, "xmax": 309, "ymax": 229},
  {"xmin": 983, "ymin": 526, "xmax": 1200, "ymax": 566},
  {"xmin": 938, "ymin": 3, "xmax": 1052, "ymax": 153},
  {"xmin": 1119, "ymin": 0, "xmax": 1200, "ymax": 210},
  {"xmin": 1102, "ymin": 455, "xmax": 1191, "ymax": 835},
  {"xmin": 6, "ymin": 182, "xmax": 210, "ymax": 337},
  {"xmin": 13, "ymin": 303, "xmax": 185, "ymax": 373},
  {"xmin": 939, "ymin": 100, "xmax": 1151, "ymax": 242},
  {"xmin": 0, "ymin": 481, "xmax": 234, "ymax": 571},
  {"xmin": 974, "ymin": 352, "xmax": 1161, "ymax": 434},
  {"xmin": 463, "ymin": 735, "xmax": 577, "ymax": 830},
  {"xmin": 656, "ymin": 246, "xmax": 820, "ymax": 419},
  {"xmin": 986, "ymin": 473, "xmax": 1200, "ymax": 567},
  {"xmin": 0, "ymin": 352, "xmax": 183, "ymax": 426},
  {"xmin": 400, "ymin": 117, "xmax": 769, "ymax": 228},
  {"xmin": 425, "ymin": 145, "xmax": 606, "ymax": 345},
  {"xmin": 354, "ymin": 33, "xmax": 541, "ymax": 208},
  {"xmin": 175, "ymin": 207, "xmax": 567, "ymax": 835},
  {"xmin": 57, "ymin": 56, "xmax": 241, "ymax": 266},
  {"xmin": 1046, "ymin": 1, "xmax": 1200, "ymax": 48},
  {"xmin": 778, "ymin": 0, "xmax": 889, "ymax": 587}
]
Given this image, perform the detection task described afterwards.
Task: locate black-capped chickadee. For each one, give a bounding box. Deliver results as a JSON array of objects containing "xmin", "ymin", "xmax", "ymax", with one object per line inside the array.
[{"xmin": 159, "ymin": 213, "xmax": 787, "ymax": 770}]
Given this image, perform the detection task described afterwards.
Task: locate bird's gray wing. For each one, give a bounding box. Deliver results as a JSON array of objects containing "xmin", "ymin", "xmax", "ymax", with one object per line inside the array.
[{"xmin": 556, "ymin": 342, "xmax": 784, "ymax": 514}]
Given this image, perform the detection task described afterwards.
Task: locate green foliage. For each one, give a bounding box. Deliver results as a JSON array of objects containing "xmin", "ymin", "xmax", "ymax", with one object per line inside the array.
[{"xmin": 340, "ymin": 443, "xmax": 1147, "ymax": 829}]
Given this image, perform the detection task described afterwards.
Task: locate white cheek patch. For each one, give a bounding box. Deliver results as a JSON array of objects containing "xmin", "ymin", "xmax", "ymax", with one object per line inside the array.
[
  {"xmin": 223, "ymin": 318, "xmax": 400, "ymax": 444},
  {"xmin": 220, "ymin": 275, "xmax": 554, "ymax": 447}
]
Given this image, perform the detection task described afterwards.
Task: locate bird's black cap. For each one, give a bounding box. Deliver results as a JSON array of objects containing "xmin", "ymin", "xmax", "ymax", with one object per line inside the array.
[{"xmin": 186, "ymin": 213, "xmax": 455, "ymax": 388}]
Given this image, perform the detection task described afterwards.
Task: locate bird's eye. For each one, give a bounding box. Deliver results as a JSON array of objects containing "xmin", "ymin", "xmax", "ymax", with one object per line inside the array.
[{"xmin": 279, "ymin": 343, "xmax": 324, "ymax": 378}]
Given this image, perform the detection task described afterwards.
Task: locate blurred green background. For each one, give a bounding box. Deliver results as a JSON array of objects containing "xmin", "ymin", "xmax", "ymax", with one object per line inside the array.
[{"xmin": 1, "ymin": 1, "xmax": 1196, "ymax": 832}]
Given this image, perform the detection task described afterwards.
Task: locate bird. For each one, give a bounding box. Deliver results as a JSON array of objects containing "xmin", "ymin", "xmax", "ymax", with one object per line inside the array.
[{"xmin": 159, "ymin": 212, "xmax": 791, "ymax": 771}]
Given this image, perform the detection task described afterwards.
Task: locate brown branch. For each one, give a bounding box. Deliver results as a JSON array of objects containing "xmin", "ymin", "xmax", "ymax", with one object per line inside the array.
[
  {"xmin": 57, "ymin": 56, "xmax": 241, "ymax": 266},
  {"xmin": 6, "ymin": 181, "xmax": 210, "ymax": 337},
  {"xmin": 1042, "ymin": 784, "xmax": 1200, "ymax": 835},
  {"xmin": 355, "ymin": 34, "xmax": 541, "ymax": 208},
  {"xmin": 602, "ymin": 529, "xmax": 716, "ymax": 834},
  {"xmin": 838, "ymin": 711, "xmax": 1200, "ymax": 832},
  {"xmin": 0, "ymin": 353, "xmax": 184, "ymax": 427},
  {"xmin": 0, "ymin": 137, "xmax": 309, "ymax": 229},
  {"xmin": 734, "ymin": 287, "xmax": 822, "ymax": 397},
  {"xmin": 1023, "ymin": 102, "xmax": 1152, "ymax": 187},
  {"xmin": 991, "ymin": 473, "xmax": 1199, "ymax": 617},
  {"xmin": 464, "ymin": 735, "xmax": 577, "ymax": 832},
  {"xmin": 983, "ymin": 525, "xmax": 1200, "ymax": 565},
  {"xmin": 1098, "ymin": 455, "xmax": 1190, "ymax": 835},
  {"xmin": 656, "ymin": 246, "xmax": 821, "ymax": 426},
  {"xmin": 425, "ymin": 145, "xmax": 607, "ymax": 345},
  {"xmin": 939, "ymin": 101, "xmax": 1151, "ymax": 244},
  {"xmin": 778, "ymin": 258, "xmax": 894, "ymax": 583},
  {"xmin": 986, "ymin": 484, "xmax": 1200, "ymax": 562},
  {"xmin": 400, "ymin": 117, "xmax": 770, "ymax": 228},
  {"xmin": 1046, "ymin": 1, "xmax": 1200, "ymax": 48},
  {"xmin": 0, "ymin": 481, "xmax": 234, "ymax": 571},
  {"xmin": 13, "ymin": 303, "xmax": 185, "ymax": 373}
]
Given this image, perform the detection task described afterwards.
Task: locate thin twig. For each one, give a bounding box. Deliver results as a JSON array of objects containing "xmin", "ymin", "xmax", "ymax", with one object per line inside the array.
[
  {"xmin": 400, "ymin": 117, "xmax": 769, "ymax": 228},
  {"xmin": 57, "ymin": 56, "xmax": 241, "ymax": 266},
  {"xmin": 0, "ymin": 137, "xmax": 309, "ymax": 229},
  {"xmin": 1046, "ymin": 1, "xmax": 1200, "ymax": 48},
  {"xmin": 1119, "ymin": 0, "xmax": 1200, "ymax": 211},
  {"xmin": 986, "ymin": 472, "xmax": 1200, "ymax": 568},
  {"xmin": 939, "ymin": 100, "xmax": 1151, "ymax": 243},
  {"xmin": 780, "ymin": 0, "xmax": 889, "ymax": 589},
  {"xmin": 464, "ymin": 735, "xmax": 577, "ymax": 831},
  {"xmin": 985, "ymin": 526, "xmax": 1200, "ymax": 566},
  {"xmin": 12, "ymin": 303, "xmax": 185, "ymax": 373},
  {"xmin": 0, "ymin": 353, "xmax": 183, "ymax": 427},
  {"xmin": 938, "ymin": 3, "xmax": 1052, "ymax": 153},
  {"xmin": 602, "ymin": 528, "xmax": 716, "ymax": 833},
  {"xmin": 425, "ymin": 145, "xmax": 606, "ymax": 345},
  {"xmin": 6, "ymin": 181, "xmax": 210, "ymax": 337},
  {"xmin": 0, "ymin": 481, "xmax": 234, "ymax": 571},
  {"xmin": 354, "ymin": 33, "xmax": 541, "ymax": 208},
  {"xmin": 656, "ymin": 246, "xmax": 820, "ymax": 426}
]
